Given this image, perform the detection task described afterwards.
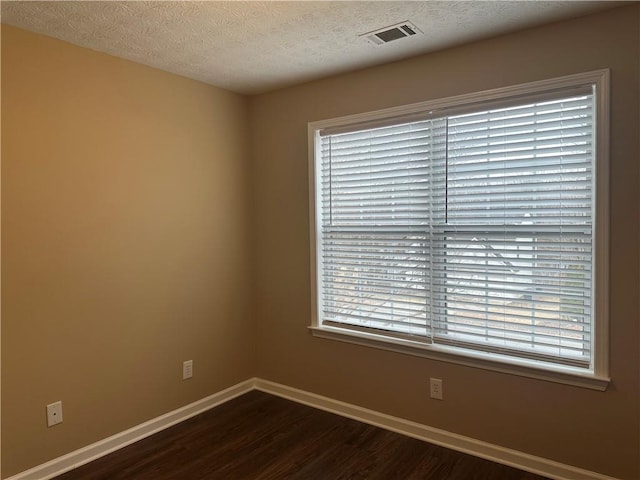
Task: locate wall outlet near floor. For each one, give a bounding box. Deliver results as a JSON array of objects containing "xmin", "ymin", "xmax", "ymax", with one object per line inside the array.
[
  {"xmin": 183, "ymin": 360, "xmax": 193, "ymax": 380},
  {"xmin": 46, "ymin": 401, "xmax": 63, "ymax": 427},
  {"xmin": 429, "ymin": 378, "xmax": 443, "ymax": 400}
]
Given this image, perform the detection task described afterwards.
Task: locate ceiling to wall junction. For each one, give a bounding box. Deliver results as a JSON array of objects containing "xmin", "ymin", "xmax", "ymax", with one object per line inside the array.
[{"xmin": 1, "ymin": 1, "xmax": 625, "ymax": 94}]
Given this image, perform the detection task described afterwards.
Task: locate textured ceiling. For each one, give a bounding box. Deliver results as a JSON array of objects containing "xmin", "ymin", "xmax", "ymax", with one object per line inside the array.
[{"xmin": 1, "ymin": 1, "xmax": 624, "ymax": 94}]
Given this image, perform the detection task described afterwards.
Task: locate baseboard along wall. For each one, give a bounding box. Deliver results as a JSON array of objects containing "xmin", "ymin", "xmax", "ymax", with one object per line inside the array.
[
  {"xmin": 5, "ymin": 378, "xmax": 619, "ymax": 480},
  {"xmin": 5, "ymin": 380, "xmax": 255, "ymax": 480}
]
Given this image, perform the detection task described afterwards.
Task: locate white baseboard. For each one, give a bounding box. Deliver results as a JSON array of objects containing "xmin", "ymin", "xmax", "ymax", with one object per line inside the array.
[
  {"xmin": 5, "ymin": 379, "xmax": 255, "ymax": 480},
  {"xmin": 253, "ymin": 379, "xmax": 619, "ymax": 480},
  {"xmin": 7, "ymin": 377, "xmax": 618, "ymax": 480}
]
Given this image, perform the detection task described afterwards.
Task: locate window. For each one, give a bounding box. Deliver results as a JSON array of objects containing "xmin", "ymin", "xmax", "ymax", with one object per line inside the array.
[{"xmin": 309, "ymin": 71, "xmax": 609, "ymax": 389}]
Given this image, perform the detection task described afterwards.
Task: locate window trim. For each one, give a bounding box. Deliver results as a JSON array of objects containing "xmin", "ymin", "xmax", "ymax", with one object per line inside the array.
[{"xmin": 308, "ymin": 70, "xmax": 610, "ymax": 390}]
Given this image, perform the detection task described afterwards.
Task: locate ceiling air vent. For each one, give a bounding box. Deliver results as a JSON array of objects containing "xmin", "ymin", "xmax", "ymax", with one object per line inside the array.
[{"xmin": 361, "ymin": 21, "xmax": 422, "ymax": 46}]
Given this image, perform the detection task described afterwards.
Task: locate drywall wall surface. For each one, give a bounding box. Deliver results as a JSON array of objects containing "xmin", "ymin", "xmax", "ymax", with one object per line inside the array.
[
  {"xmin": 249, "ymin": 5, "xmax": 640, "ymax": 479},
  {"xmin": 1, "ymin": 26, "xmax": 253, "ymax": 477}
]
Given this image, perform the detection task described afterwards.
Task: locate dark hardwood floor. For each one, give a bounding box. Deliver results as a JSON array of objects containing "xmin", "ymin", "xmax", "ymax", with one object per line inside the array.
[{"xmin": 54, "ymin": 390, "xmax": 549, "ymax": 480}]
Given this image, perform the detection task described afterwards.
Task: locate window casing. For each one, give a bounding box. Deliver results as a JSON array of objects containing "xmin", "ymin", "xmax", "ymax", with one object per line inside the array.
[{"xmin": 309, "ymin": 71, "xmax": 609, "ymax": 389}]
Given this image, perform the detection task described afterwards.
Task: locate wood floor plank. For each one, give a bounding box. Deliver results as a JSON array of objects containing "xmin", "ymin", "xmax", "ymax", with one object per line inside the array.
[{"xmin": 53, "ymin": 391, "xmax": 549, "ymax": 480}]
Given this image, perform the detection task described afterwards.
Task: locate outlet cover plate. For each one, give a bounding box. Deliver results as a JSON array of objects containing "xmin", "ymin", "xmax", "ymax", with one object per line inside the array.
[
  {"xmin": 430, "ymin": 378, "xmax": 443, "ymax": 400},
  {"xmin": 46, "ymin": 401, "xmax": 63, "ymax": 427}
]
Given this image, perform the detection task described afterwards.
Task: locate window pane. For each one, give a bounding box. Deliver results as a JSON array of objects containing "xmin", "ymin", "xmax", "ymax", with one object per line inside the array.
[
  {"xmin": 433, "ymin": 94, "xmax": 594, "ymax": 367},
  {"xmin": 319, "ymin": 120, "xmax": 446, "ymax": 337}
]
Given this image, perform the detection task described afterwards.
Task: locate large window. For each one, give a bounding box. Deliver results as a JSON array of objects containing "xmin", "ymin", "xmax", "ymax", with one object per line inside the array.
[{"xmin": 309, "ymin": 71, "xmax": 609, "ymax": 389}]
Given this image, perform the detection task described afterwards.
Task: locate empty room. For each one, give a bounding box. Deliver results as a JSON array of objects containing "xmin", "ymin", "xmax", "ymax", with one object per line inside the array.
[{"xmin": 1, "ymin": 2, "xmax": 639, "ymax": 479}]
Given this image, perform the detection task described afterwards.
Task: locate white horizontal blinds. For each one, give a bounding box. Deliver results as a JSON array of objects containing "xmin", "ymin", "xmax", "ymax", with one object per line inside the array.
[
  {"xmin": 434, "ymin": 93, "xmax": 594, "ymax": 366},
  {"xmin": 319, "ymin": 119, "xmax": 447, "ymax": 338},
  {"xmin": 316, "ymin": 84, "xmax": 596, "ymax": 369}
]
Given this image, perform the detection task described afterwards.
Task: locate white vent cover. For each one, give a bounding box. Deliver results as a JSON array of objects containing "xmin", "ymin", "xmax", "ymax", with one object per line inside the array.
[{"xmin": 360, "ymin": 21, "xmax": 422, "ymax": 46}]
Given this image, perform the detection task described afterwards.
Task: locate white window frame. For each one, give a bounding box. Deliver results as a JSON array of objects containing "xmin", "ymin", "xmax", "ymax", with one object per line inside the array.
[{"xmin": 308, "ymin": 70, "xmax": 610, "ymax": 390}]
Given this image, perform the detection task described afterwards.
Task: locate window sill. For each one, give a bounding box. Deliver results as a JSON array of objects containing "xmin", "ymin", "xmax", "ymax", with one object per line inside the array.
[{"xmin": 309, "ymin": 326, "xmax": 610, "ymax": 391}]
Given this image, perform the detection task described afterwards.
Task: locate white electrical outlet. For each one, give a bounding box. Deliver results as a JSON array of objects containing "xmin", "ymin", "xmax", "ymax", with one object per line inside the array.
[
  {"xmin": 183, "ymin": 360, "xmax": 193, "ymax": 380},
  {"xmin": 430, "ymin": 378, "xmax": 443, "ymax": 400},
  {"xmin": 46, "ymin": 401, "xmax": 63, "ymax": 427}
]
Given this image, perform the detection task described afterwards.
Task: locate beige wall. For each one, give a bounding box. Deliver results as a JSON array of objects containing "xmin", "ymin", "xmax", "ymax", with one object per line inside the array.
[
  {"xmin": 2, "ymin": 5, "xmax": 640, "ymax": 480},
  {"xmin": 249, "ymin": 6, "xmax": 640, "ymax": 479},
  {"xmin": 1, "ymin": 25, "xmax": 254, "ymax": 477}
]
